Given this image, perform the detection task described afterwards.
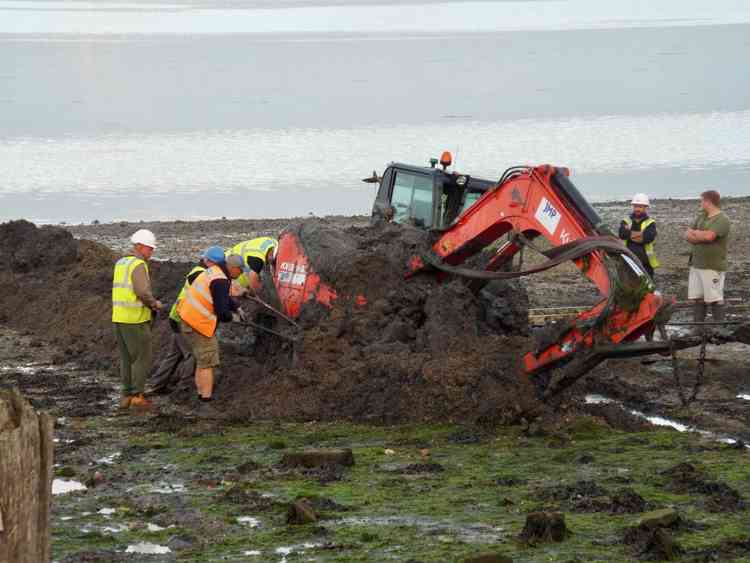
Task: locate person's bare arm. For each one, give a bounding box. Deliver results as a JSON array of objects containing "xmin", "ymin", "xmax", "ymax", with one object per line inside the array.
[{"xmin": 685, "ymin": 229, "xmax": 717, "ymax": 244}]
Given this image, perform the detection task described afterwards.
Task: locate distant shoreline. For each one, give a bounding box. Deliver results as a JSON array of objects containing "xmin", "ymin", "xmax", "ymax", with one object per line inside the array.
[{"xmin": 12, "ymin": 194, "xmax": 745, "ymax": 229}]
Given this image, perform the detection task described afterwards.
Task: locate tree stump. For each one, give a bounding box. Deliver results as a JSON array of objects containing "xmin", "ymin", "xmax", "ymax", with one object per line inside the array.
[{"xmin": 0, "ymin": 389, "xmax": 54, "ymax": 563}]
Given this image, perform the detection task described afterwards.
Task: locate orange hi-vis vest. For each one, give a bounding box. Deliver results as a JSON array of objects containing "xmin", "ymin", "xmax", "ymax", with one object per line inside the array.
[{"xmin": 177, "ymin": 265, "xmax": 227, "ymax": 337}]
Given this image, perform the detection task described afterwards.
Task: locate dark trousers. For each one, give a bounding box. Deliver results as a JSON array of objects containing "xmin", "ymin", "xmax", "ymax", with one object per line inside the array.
[
  {"xmin": 150, "ymin": 330, "xmax": 195, "ymax": 393},
  {"xmin": 114, "ymin": 322, "xmax": 152, "ymax": 396}
]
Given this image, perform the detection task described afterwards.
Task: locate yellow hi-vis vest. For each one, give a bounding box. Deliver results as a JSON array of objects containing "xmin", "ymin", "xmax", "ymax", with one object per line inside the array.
[
  {"xmin": 112, "ymin": 256, "xmax": 152, "ymax": 324},
  {"xmin": 623, "ymin": 217, "xmax": 660, "ymax": 268},
  {"xmin": 177, "ymin": 265, "xmax": 227, "ymax": 337},
  {"xmin": 227, "ymin": 237, "xmax": 278, "ymax": 288},
  {"xmin": 228, "ymin": 237, "xmax": 278, "ymax": 264},
  {"xmin": 169, "ymin": 265, "xmax": 206, "ymax": 323}
]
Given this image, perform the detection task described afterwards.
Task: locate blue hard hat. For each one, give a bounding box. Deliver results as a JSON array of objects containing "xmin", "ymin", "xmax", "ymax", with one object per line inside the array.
[{"xmin": 202, "ymin": 245, "xmax": 226, "ymax": 264}]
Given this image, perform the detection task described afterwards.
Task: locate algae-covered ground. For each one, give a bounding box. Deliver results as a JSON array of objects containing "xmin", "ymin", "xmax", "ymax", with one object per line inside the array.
[
  {"xmin": 1, "ymin": 327, "xmax": 749, "ymax": 562},
  {"xmin": 49, "ymin": 413, "xmax": 750, "ymax": 562}
]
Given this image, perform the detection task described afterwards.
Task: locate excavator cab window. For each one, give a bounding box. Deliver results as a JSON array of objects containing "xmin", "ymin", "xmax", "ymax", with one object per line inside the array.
[
  {"xmin": 391, "ymin": 171, "xmax": 434, "ymax": 227},
  {"xmin": 461, "ymin": 191, "xmax": 482, "ymax": 214}
]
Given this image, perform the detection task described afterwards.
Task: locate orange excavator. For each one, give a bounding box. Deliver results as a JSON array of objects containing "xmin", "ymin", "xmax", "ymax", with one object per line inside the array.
[{"xmin": 272, "ymin": 152, "xmax": 684, "ymax": 398}]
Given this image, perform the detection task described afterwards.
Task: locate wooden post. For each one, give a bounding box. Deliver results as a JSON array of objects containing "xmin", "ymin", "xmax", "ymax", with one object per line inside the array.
[{"xmin": 0, "ymin": 389, "xmax": 54, "ymax": 563}]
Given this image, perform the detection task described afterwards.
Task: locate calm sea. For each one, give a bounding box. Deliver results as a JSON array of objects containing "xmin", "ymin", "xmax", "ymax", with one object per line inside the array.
[{"xmin": 1, "ymin": 0, "xmax": 749, "ymax": 223}]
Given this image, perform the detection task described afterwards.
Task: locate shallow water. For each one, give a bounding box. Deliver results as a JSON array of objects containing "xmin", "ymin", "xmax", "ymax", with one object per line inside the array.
[
  {"xmin": 52, "ymin": 479, "xmax": 87, "ymax": 495},
  {"xmin": 125, "ymin": 541, "xmax": 171, "ymax": 554},
  {"xmin": 584, "ymin": 394, "xmax": 749, "ymax": 447}
]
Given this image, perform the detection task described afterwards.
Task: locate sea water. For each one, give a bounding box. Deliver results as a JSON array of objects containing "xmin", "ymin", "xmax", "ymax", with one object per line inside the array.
[{"xmin": 1, "ymin": 0, "xmax": 749, "ymax": 223}]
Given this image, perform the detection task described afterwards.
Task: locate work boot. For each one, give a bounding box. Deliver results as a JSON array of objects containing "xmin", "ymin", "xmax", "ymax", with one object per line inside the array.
[
  {"xmin": 129, "ymin": 394, "xmax": 156, "ymax": 411},
  {"xmin": 710, "ymin": 302, "xmax": 733, "ymax": 339},
  {"xmin": 118, "ymin": 395, "xmax": 132, "ymax": 410},
  {"xmin": 690, "ymin": 302, "xmax": 707, "ymax": 337},
  {"xmin": 710, "ymin": 302, "xmax": 725, "ymax": 322}
]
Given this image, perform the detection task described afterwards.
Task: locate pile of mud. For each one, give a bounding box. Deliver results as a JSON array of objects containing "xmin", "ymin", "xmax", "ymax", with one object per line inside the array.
[
  {"xmin": 211, "ymin": 219, "xmax": 539, "ymax": 424},
  {"xmin": 0, "ymin": 218, "xmax": 541, "ymax": 424},
  {"xmin": 0, "ymin": 220, "xmax": 188, "ymax": 369}
]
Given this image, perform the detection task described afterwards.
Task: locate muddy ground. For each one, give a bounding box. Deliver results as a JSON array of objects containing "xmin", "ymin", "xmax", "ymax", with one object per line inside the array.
[{"xmin": 1, "ymin": 196, "xmax": 749, "ymax": 560}]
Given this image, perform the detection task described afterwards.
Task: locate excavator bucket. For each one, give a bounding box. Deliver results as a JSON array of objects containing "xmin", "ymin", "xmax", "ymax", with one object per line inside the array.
[{"xmin": 273, "ymin": 230, "xmax": 337, "ymax": 320}]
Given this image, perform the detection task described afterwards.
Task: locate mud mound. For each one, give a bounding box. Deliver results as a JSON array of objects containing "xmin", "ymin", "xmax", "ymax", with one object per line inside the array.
[
  {"xmin": 289, "ymin": 219, "xmax": 431, "ymax": 302},
  {"xmin": 0, "ymin": 219, "xmax": 78, "ymax": 272},
  {"xmin": 662, "ymin": 463, "xmax": 746, "ymax": 513},
  {"xmin": 288, "ymin": 219, "xmax": 529, "ymax": 333},
  {"xmin": 210, "ymin": 218, "xmax": 537, "ymax": 423},
  {"xmin": 0, "ymin": 221, "xmax": 189, "ymax": 369},
  {"xmin": 1, "ymin": 219, "xmax": 540, "ymax": 425}
]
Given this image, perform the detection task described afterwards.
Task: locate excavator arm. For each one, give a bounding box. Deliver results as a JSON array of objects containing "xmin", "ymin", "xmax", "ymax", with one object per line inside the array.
[{"xmin": 408, "ymin": 164, "xmax": 672, "ymax": 382}]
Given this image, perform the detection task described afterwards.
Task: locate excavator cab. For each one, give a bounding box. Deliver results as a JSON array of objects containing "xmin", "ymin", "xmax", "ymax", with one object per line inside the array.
[{"xmin": 371, "ymin": 158, "xmax": 494, "ymax": 230}]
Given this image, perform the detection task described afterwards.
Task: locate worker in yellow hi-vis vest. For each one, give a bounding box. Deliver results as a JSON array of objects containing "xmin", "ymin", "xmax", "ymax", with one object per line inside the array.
[
  {"xmin": 226, "ymin": 236, "xmax": 278, "ymax": 296},
  {"xmin": 619, "ymin": 193, "xmax": 659, "ymax": 280},
  {"xmin": 112, "ymin": 229, "xmax": 163, "ymax": 411}
]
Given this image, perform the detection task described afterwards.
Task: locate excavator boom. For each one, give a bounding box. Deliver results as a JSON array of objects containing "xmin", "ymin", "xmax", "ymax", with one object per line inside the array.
[
  {"xmin": 273, "ymin": 158, "xmax": 674, "ymax": 397},
  {"xmin": 408, "ymin": 164, "xmax": 669, "ymax": 376}
]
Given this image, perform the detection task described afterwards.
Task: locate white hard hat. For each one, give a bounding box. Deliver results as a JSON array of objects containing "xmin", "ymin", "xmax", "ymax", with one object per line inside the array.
[
  {"xmin": 631, "ymin": 193, "xmax": 650, "ymax": 206},
  {"xmin": 130, "ymin": 229, "xmax": 156, "ymax": 249}
]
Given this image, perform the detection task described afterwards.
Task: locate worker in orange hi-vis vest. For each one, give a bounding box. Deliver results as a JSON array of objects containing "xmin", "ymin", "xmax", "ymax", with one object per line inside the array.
[{"xmin": 177, "ymin": 250, "xmax": 248, "ymax": 411}]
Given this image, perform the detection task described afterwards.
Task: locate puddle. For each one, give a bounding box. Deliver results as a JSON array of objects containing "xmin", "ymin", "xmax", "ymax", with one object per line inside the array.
[
  {"xmin": 129, "ymin": 481, "xmax": 186, "ymax": 494},
  {"xmin": 243, "ymin": 550, "xmax": 262, "ymax": 556},
  {"xmin": 236, "ymin": 516, "xmax": 261, "ymax": 528},
  {"xmin": 80, "ymin": 523, "xmax": 128, "ymax": 534},
  {"xmin": 274, "ymin": 543, "xmax": 322, "ymax": 563},
  {"xmin": 52, "ymin": 479, "xmax": 86, "ymax": 495},
  {"xmin": 101, "ymin": 524, "xmax": 128, "ymax": 534},
  {"xmin": 125, "ymin": 542, "xmax": 171, "ymax": 554},
  {"xmin": 0, "ymin": 364, "xmax": 44, "ymax": 374},
  {"xmin": 584, "ymin": 394, "xmax": 612, "ymax": 405},
  {"xmin": 584, "ymin": 394, "xmax": 749, "ymax": 447},
  {"xmin": 98, "ymin": 507, "xmax": 116, "ymax": 516},
  {"xmin": 147, "ymin": 523, "xmax": 168, "ymax": 532},
  {"xmin": 333, "ymin": 515, "xmax": 504, "ymax": 544},
  {"xmin": 96, "ymin": 452, "xmax": 121, "ymax": 465},
  {"xmin": 738, "ymin": 394, "xmax": 750, "ymax": 400}
]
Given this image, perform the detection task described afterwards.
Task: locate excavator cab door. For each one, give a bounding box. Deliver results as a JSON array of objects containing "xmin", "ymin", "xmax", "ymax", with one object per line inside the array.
[{"xmin": 372, "ymin": 165, "xmax": 440, "ymax": 228}]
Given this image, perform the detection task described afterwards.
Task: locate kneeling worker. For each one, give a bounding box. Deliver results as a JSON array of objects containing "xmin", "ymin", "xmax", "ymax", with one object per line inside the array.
[
  {"xmin": 619, "ymin": 193, "xmax": 659, "ymax": 280},
  {"xmin": 149, "ymin": 250, "xmax": 214, "ymax": 394},
  {"xmin": 177, "ymin": 250, "xmax": 248, "ymax": 403},
  {"xmin": 227, "ymin": 236, "xmax": 278, "ymax": 296}
]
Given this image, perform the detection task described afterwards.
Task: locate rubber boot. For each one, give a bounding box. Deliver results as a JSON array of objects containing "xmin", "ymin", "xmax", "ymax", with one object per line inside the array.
[
  {"xmin": 691, "ymin": 302, "xmax": 707, "ymax": 337},
  {"xmin": 710, "ymin": 302, "xmax": 725, "ymax": 322}
]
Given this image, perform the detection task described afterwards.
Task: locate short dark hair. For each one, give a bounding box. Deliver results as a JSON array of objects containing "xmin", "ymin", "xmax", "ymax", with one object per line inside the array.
[{"xmin": 701, "ymin": 190, "xmax": 721, "ymax": 208}]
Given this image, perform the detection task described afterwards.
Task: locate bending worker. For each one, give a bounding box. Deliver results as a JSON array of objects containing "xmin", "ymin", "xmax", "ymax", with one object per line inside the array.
[
  {"xmin": 149, "ymin": 250, "xmax": 214, "ymax": 395},
  {"xmin": 112, "ymin": 229, "xmax": 163, "ymax": 411},
  {"xmin": 177, "ymin": 250, "xmax": 248, "ymax": 403},
  {"xmin": 226, "ymin": 236, "xmax": 278, "ymax": 296},
  {"xmin": 619, "ymin": 193, "xmax": 659, "ymax": 280}
]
